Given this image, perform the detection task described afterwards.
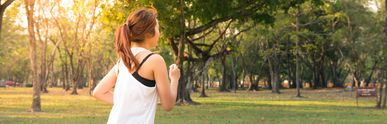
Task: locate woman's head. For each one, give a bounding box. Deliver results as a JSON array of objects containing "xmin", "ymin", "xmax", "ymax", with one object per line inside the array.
[{"xmin": 115, "ymin": 8, "xmax": 159, "ymax": 70}]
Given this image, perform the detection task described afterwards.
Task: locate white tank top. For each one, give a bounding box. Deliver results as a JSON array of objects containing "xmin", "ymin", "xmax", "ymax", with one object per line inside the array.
[{"xmin": 107, "ymin": 48, "xmax": 158, "ymax": 124}]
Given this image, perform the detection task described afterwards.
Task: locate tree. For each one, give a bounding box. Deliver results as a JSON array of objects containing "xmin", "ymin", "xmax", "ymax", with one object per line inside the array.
[
  {"xmin": 376, "ymin": 0, "xmax": 387, "ymax": 109},
  {"xmin": 101, "ymin": 0, "xmax": 325, "ymax": 103},
  {"xmin": 383, "ymin": 0, "xmax": 387, "ymax": 109},
  {"xmin": 49, "ymin": 0, "xmax": 99, "ymax": 95},
  {"xmin": 24, "ymin": 0, "xmax": 41, "ymax": 112},
  {"xmin": 0, "ymin": 0, "xmax": 15, "ymax": 39},
  {"xmin": 239, "ymin": 26, "xmax": 267, "ymax": 91},
  {"xmin": 0, "ymin": 0, "xmax": 29, "ymax": 83}
]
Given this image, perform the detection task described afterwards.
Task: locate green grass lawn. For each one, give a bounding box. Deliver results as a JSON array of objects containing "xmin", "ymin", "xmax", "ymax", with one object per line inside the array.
[{"xmin": 0, "ymin": 87, "xmax": 386, "ymax": 124}]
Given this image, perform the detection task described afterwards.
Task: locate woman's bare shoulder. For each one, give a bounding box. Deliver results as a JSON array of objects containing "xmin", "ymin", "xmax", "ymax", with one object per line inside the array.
[{"xmin": 148, "ymin": 53, "xmax": 165, "ymax": 65}]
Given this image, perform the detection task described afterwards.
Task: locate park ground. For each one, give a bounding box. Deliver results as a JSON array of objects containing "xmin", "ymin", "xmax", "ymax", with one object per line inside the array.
[{"xmin": 0, "ymin": 88, "xmax": 386, "ymax": 124}]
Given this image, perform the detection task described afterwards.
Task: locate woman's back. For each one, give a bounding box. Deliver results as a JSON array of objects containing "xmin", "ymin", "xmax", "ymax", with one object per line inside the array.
[{"xmin": 107, "ymin": 48, "xmax": 157, "ymax": 124}]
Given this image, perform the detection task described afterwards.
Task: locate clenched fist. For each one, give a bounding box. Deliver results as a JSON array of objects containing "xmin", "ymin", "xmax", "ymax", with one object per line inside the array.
[{"xmin": 168, "ymin": 64, "xmax": 180, "ymax": 81}]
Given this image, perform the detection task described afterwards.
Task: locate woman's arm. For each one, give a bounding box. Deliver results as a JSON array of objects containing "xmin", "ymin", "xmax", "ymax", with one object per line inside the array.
[
  {"xmin": 151, "ymin": 54, "xmax": 180, "ymax": 112},
  {"xmin": 92, "ymin": 65, "xmax": 118, "ymax": 104}
]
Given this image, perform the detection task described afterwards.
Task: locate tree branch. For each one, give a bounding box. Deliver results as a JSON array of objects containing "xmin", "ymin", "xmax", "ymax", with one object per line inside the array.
[
  {"xmin": 169, "ymin": 37, "xmax": 178, "ymax": 56},
  {"xmin": 185, "ymin": 1, "xmax": 264, "ymax": 36},
  {"xmin": 0, "ymin": 0, "xmax": 14, "ymax": 10},
  {"xmin": 189, "ymin": 26, "xmax": 215, "ymax": 41},
  {"xmin": 207, "ymin": 20, "xmax": 233, "ymax": 52}
]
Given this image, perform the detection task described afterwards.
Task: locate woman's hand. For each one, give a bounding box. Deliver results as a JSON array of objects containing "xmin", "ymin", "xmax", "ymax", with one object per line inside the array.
[{"xmin": 168, "ymin": 64, "xmax": 180, "ymax": 81}]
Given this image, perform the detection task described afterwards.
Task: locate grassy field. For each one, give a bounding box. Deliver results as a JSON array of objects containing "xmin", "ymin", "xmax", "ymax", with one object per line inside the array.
[{"xmin": 0, "ymin": 87, "xmax": 386, "ymax": 124}]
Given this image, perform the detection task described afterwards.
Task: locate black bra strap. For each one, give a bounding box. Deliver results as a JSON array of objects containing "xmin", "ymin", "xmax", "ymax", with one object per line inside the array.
[
  {"xmin": 135, "ymin": 53, "xmax": 154, "ymax": 72},
  {"xmin": 116, "ymin": 59, "xmax": 120, "ymax": 74}
]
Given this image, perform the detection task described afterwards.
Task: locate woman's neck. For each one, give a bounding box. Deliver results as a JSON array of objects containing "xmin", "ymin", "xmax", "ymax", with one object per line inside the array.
[{"xmin": 131, "ymin": 42, "xmax": 151, "ymax": 50}]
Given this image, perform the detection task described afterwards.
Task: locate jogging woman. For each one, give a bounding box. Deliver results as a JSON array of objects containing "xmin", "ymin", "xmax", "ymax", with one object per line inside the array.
[{"xmin": 92, "ymin": 8, "xmax": 180, "ymax": 124}]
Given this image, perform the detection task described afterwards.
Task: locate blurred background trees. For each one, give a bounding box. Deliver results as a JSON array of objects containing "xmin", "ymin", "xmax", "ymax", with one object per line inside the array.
[{"xmin": 1, "ymin": 0, "xmax": 387, "ymax": 109}]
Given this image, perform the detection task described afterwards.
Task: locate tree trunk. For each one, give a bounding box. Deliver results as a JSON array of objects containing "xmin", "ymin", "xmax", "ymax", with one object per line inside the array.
[
  {"xmin": 64, "ymin": 62, "xmax": 70, "ymax": 91},
  {"xmin": 88, "ymin": 59, "xmax": 95, "ymax": 95},
  {"xmin": 175, "ymin": 0, "xmax": 197, "ymax": 105},
  {"xmin": 285, "ymin": 35, "xmax": 295, "ymax": 89},
  {"xmin": 382, "ymin": 82, "xmax": 387, "ymax": 108},
  {"xmin": 353, "ymin": 72, "xmax": 361, "ymax": 88},
  {"xmin": 71, "ymin": 79, "xmax": 78, "ymax": 95},
  {"xmin": 318, "ymin": 58, "xmax": 326, "ymax": 88},
  {"xmin": 77, "ymin": 61, "xmax": 86, "ymax": 89},
  {"xmin": 70, "ymin": 53, "xmax": 84, "ymax": 95},
  {"xmin": 312, "ymin": 62, "xmax": 319, "ymax": 89},
  {"xmin": 0, "ymin": 8, "xmax": 3, "ymax": 40},
  {"xmin": 231, "ymin": 57, "xmax": 237, "ymax": 93},
  {"xmin": 248, "ymin": 75, "xmax": 255, "ymax": 91},
  {"xmin": 319, "ymin": 67, "xmax": 326, "ymax": 88},
  {"xmin": 295, "ymin": 12, "xmax": 301, "ymax": 97},
  {"xmin": 249, "ymin": 75, "xmax": 260, "ymax": 91},
  {"xmin": 376, "ymin": 82, "xmax": 384, "ymax": 108},
  {"xmin": 71, "ymin": 60, "xmax": 83, "ymax": 95},
  {"xmin": 43, "ymin": 46, "xmax": 56, "ymax": 91},
  {"xmin": 384, "ymin": 0, "xmax": 387, "ymax": 108},
  {"xmin": 267, "ymin": 71, "xmax": 272, "ymax": 89},
  {"xmin": 272, "ymin": 70, "xmax": 280, "ymax": 94},
  {"xmin": 268, "ymin": 57, "xmax": 280, "ymax": 94},
  {"xmin": 25, "ymin": 0, "xmax": 41, "ymax": 112},
  {"xmin": 296, "ymin": 59, "xmax": 301, "ymax": 97},
  {"xmin": 206, "ymin": 75, "xmax": 209, "ymax": 89},
  {"xmin": 61, "ymin": 64, "xmax": 65, "ymax": 89},
  {"xmin": 199, "ymin": 73, "xmax": 208, "ymax": 97},
  {"xmin": 186, "ymin": 50, "xmax": 194, "ymax": 92},
  {"xmin": 331, "ymin": 61, "xmax": 344, "ymax": 88},
  {"xmin": 40, "ymin": 34, "xmax": 48, "ymax": 93},
  {"xmin": 295, "ymin": 55, "xmax": 301, "ymax": 97},
  {"xmin": 365, "ymin": 60, "xmax": 378, "ymax": 86},
  {"xmin": 220, "ymin": 56, "xmax": 229, "ymax": 92}
]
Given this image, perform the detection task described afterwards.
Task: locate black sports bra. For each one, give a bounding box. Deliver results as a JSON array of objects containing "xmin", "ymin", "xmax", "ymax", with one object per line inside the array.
[{"xmin": 117, "ymin": 53, "xmax": 156, "ymax": 87}]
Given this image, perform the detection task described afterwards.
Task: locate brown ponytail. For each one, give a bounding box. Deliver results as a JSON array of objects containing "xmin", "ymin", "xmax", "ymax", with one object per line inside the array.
[{"xmin": 115, "ymin": 8, "xmax": 158, "ymax": 71}]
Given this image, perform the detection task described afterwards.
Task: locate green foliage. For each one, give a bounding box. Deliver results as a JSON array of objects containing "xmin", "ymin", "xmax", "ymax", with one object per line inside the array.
[{"xmin": 0, "ymin": 0, "xmax": 30, "ymax": 82}]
